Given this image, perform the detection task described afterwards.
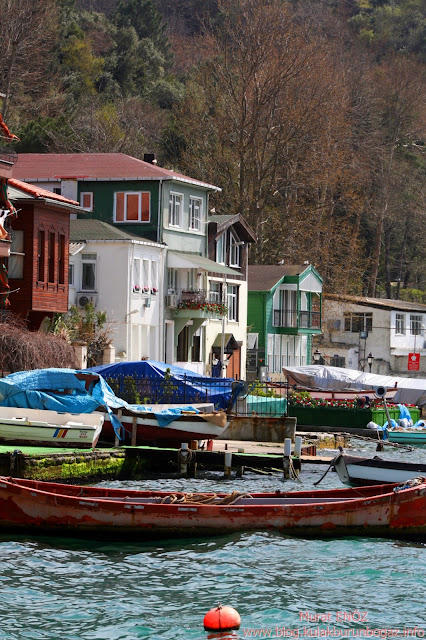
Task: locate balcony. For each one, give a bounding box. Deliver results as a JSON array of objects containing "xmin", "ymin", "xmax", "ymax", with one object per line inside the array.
[
  {"xmin": 166, "ymin": 289, "xmax": 227, "ymax": 317},
  {"xmin": 273, "ymin": 309, "xmax": 321, "ymax": 330}
]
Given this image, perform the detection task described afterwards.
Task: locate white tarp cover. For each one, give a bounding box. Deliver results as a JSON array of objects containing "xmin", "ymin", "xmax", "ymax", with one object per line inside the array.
[{"xmin": 282, "ymin": 365, "xmax": 426, "ymax": 407}]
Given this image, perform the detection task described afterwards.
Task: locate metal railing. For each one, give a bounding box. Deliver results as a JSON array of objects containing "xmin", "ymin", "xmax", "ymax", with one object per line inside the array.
[{"xmin": 273, "ymin": 309, "xmax": 321, "ymax": 329}]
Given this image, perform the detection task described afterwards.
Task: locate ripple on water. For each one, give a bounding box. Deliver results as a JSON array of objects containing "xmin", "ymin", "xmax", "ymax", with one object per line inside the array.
[{"xmin": 0, "ymin": 443, "xmax": 425, "ymax": 638}]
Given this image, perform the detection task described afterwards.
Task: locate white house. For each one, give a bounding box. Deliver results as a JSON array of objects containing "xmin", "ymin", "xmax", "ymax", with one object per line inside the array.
[
  {"xmin": 69, "ymin": 219, "xmax": 165, "ymax": 362},
  {"xmin": 319, "ymin": 293, "xmax": 426, "ymax": 377}
]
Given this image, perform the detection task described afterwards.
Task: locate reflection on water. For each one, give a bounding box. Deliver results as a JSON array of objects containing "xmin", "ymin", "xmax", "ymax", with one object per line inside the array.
[{"xmin": 0, "ymin": 441, "xmax": 425, "ymax": 639}]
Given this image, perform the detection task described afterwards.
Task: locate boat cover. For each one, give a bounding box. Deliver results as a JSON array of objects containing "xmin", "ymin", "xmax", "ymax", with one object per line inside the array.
[
  {"xmin": 282, "ymin": 365, "xmax": 426, "ymax": 407},
  {"xmin": 0, "ymin": 369, "xmax": 202, "ymax": 438},
  {"xmin": 88, "ymin": 360, "xmax": 238, "ymax": 410}
]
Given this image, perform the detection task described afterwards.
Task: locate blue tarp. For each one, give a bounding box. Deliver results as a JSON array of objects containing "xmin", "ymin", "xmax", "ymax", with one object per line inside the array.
[
  {"xmin": 88, "ymin": 360, "xmax": 237, "ymax": 410},
  {"xmin": 0, "ymin": 368, "xmax": 203, "ymax": 438}
]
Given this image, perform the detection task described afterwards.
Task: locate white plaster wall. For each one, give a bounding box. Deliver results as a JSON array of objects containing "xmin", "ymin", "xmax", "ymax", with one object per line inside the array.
[{"xmin": 69, "ymin": 240, "xmax": 164, "ymax": 363}]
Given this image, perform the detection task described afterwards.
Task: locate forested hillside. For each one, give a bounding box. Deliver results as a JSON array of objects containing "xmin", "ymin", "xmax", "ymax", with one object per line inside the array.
[{"xmin": 1, "ymin": 0, "xmax": 425, "ymax": 296}]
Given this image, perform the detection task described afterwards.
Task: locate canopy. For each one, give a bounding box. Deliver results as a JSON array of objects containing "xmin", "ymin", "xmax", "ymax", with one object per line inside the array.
[{"xmin": 282, "ymin": 365, "xmax": 426, "ymax": 407}]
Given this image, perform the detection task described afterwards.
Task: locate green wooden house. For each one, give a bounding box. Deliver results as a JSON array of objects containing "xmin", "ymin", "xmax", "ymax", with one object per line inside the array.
[{"xmin": 247, "ymin": 264, "xmax": 323, "ymax": 379}]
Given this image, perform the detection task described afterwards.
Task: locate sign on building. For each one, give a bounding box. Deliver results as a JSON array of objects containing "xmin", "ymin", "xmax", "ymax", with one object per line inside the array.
[{"xmin": 408, "ymin": 352, "xmax": 420, "ymax": 371}]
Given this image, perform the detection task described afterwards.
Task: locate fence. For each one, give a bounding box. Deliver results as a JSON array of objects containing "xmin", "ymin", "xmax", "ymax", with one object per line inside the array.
[{"xmin": 104, "ymin": 374, "xmax": 289, "ymax": 416}]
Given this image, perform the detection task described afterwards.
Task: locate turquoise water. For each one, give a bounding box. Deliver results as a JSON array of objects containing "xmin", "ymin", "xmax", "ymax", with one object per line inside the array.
[{"xmin": 0, "ymin": 440, "xmax": 425, "ymax": 639}]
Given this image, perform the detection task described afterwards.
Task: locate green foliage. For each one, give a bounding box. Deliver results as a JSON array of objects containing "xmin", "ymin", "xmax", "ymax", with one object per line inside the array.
[
  {"xmin": 106, "ymin": 375, "xmax": 142, "ymax": 404},
  {"xmin": 250, "ymin": 381, "xmax": 278, "ymax": 398},
  {"xmin": 398, "ymin": 288, "xmax": 426, "ymax": 304},
  {"xmin": 50, "ymin": 302, "xmax": 112, "ymax": 367}
]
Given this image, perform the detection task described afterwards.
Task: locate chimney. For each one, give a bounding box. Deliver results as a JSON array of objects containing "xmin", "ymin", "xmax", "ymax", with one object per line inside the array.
[{"xmin": 144, "ymin": 153, "xmax": 157, "ymax": 164}]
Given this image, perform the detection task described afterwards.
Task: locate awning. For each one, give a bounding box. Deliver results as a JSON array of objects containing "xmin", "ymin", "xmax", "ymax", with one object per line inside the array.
[
  {"xmin": 69, "ymin": 242, "xmax": 86, "ymax": 256},
  {"xmin": 168, "ymin": 251, "xmax": 240, "ymax": 276},
  {"xmin": 212, "ymin": 333, "xmax": 240, "ymax": 354}
]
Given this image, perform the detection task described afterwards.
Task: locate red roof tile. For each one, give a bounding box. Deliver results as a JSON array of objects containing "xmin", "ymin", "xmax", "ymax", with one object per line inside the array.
[
  {"xmin": 8, "ymin": 178, "xmax": 79, "ymax": 206},
  {"xmin": 14, "ymin": 153, "xmax": 220, "ymax": 190}
]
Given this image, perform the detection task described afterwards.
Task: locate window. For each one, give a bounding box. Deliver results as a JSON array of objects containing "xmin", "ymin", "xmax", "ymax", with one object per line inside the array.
[
  {"xmin": 410, "ymin": 314, "xmax": 423, "ymax": 336},
  {"xmin": 216, "ymin": 234, "xmax": 226, "ymax": 264},
  {"xmin": 169, "ymin": 192, "xmax": 182, "ymax": 227},
  {"xmin": 177, "ymin": 325, "xmax": 190, "ymax": 361},
  {"xmin": 344, "ymin": 312, "xmax": 373, "ymax": 333},
  {"xmin": 114, "ymin": 192, "xmax": 150, "ymax": 223},
  {"xmin": 48, "ymin": 232, "xmax": 55, "ymax": 283},
  {"xmin": 80, "ymin": 192, "xmax": 94, "ymax": 211},
  {"xmin": 69, "ymin": 264, "xmax": 74, "ymax": 287},
  {"xmin": 8, "ymin": 230, "xmax": 24, "ymax": 279},
  {"xmin": 37, "ymin": 230, "xmax": 45, "ymax": 282},
  {"xmin": 58, "ymin": 234, "xmax": 65, "ymax": 284},
  {"xmin": 227, "ymin": 285, "xmax": 238, "ymax": 321},
  {"xmin": 395, "ymin": 313, "xmax": 405, "ymax": 335},
  {"xmin": 168, "ymin": 268, "xmax": 178, "ymax": 293},
  {"xmin": 81, "ymin": 253, "xmax": 96, "ymax": 291},
  {"xmin": 53, "ymin": 187, "xmax": 61, "ymax": 195},
  {"xmin": 210, "ymin": 281, "xmax": 222, "ymax": 303},
  {"xmin": 189, "ymin": 197, "xmax": 202, "ymax": 231},
  {"xmin": 133, "ymin": 258, "xmax": 141, "ymax": 292},
  {"xmin": 151, "ymin": 261, "xmax": 158, "ymax": 293},
  {"xmin": 142, "ymin": 259, "xmax": 150, "ymax": 292},
  {"xmin": 229, "ymin": 234, "xmax": 241, "ymax": 267}
]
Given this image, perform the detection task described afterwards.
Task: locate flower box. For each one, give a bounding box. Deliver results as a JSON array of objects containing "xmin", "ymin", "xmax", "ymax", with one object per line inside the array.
[{"xmin": 287, "ymin": 406, "xmax": 402, "ymax": 428}]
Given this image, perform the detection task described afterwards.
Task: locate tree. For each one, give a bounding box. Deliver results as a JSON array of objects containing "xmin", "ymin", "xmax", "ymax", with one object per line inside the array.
[
  {"xmin": 0, "ymin": 0, "xmax": 60, "ymax": 119},
  {"xmin": 165, "ymin": 0, "xmax": 367, "ymax": 290}
]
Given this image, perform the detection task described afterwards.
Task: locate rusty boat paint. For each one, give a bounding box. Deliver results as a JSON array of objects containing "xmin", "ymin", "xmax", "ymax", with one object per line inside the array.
[{"xmin": 0, "ymin": 477, "xmax": 425, "ymax": 541}]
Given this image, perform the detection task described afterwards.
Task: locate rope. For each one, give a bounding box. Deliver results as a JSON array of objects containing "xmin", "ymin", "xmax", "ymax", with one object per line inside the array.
[{"xmin": 159, "ymin": 491, "xmax": 253, "ymax": 505}]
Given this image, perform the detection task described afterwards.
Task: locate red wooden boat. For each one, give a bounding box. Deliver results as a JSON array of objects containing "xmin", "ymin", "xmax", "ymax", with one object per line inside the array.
[{"xmin": 0, "ymin": 476, "xmax": 425, "ymax": 540}]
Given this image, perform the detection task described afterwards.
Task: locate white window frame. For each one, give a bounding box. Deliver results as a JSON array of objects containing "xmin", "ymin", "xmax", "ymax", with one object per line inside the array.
[
  {"xmin": 227, "ymin": 284, "xmax": 238, "ymax": 321},
  {"xmin": 216, "ymin": 233, "xmax": 226, "ymax": 264},
  {"xmin": 151, "ymin": 260, "xmax": 158, "ymax": 294},
  {"xmin": 167, "ymin": 268, "xmax": 178, "ymax": 293},
  {"xmin": 410, "ymin": 314, "xmax": 423, "ymax": 336},
  {"xmin": 209, "ymin": 281, "xmax": 222, "ymax": 303},
  {"xmin": 133, "ymin": 258, "xmax": 142, "ymax": 293},
  {"xmin": 169, "ymin": 192, "xmax": 183, "ymax": 228},
  {"xmin": 229, "ymin": 233, "xmax": 241, "ymax": 267},
  {"xmin": 69, "ymin": 263, "xmax": 74, "ymax": 287},
  {"xmin": 142, "ymin": 259, "xmax": 150, "ymax": 293},
  {"xmin": 81, "ymin": 253, "xmax": 97, "ymax": 291},
  {"xmin": 395, "ymin": 313, "xmax": 405, "ymax": 335},
  {"xmin": 80, "ymin": 192, "xmax": 94, "ymax": 212},
  {"xmin": 114, "ymin": 191, "xmax": 151, "ymax": 223},
  {"xmin": 189, "ymin": 196, "xmax": 203, "ymax": 231}
]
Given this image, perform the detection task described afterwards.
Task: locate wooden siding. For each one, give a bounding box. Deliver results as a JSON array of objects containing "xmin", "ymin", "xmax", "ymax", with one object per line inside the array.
[{"xmin": 8, "ymin": 202, "xmax": 70, "ymax": 324}]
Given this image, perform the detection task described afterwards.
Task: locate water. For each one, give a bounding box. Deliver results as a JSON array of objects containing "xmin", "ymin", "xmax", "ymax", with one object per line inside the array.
[{"xmin": 0, "ymin": 440, "xmax": 425, "ymax": 639}]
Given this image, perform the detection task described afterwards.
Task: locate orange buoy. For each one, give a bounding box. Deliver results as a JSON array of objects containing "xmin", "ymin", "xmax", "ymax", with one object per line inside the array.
[{"xmin": 203, "ymin": 604, "xmax": 241, "ymax": 632}]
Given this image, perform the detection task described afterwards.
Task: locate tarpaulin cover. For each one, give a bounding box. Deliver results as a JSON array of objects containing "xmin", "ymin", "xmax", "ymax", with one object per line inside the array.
[
  {"xmin": 88, "ymin": 360, "xmax": 237, "ymax": 410},
  {"xmin": 0, "ymin": 369, "xmax": 202, "ymax": 437},
  {"xmin": 282, "ymin": 365, "xmax": 426, "ymax": 407}
]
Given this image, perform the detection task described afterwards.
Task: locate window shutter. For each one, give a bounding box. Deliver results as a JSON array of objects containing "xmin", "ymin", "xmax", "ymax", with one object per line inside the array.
[{"xmin": 116, "ymin": 193, "xmax": 125, "ymax": 221}]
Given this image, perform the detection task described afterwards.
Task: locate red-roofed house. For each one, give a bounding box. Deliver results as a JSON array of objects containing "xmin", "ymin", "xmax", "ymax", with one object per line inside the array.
[
  {"xmin": 14, "ymin": 153, "xmax": 251, "ymax": 375},
  {"xmin": 5, "ymin": 178, "xmax": 83, "ymax": 327}
]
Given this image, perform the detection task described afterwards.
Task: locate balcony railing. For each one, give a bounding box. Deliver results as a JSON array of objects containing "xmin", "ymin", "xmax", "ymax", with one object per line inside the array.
[
  {"xmin": 166, "ymin": 288, "xmax": 227, "ymax": 315},
  {"xmin": 273, "ymin": 309, "xmax": 321, "ymax": 329}
]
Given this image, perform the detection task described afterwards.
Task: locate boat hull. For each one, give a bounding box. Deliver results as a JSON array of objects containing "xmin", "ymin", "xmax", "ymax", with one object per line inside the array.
[
  {"xmin": 0, "ymin": 476, "xmax": 425, "ymax": 541},
  {"xmin": 100, "ymin": 405, "xmax": 228, "ymax": 446},
  {"xmin": 333, "ymin": 453, "xmax": 426, "ymax": 486},
  {"xmin": 388, "ymin": 430, "xmax": 426, "ymax": 444},
  {"xmin": 0, "ymin": 407, "xmax": 104, "ymax": 449}
]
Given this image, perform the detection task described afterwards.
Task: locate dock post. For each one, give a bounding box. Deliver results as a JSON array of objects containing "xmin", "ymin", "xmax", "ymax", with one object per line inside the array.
[
  {"xmin": 179, "ymin": 442, "xmax": 190, "ymax": 477},
  {"xmin": 224, "ymin": 451, "xmax": 232, "ymax": 478},
  {"xmin": 283, "ymin": 438, "xmax": 292, "ymax": 479},
  {"xmin": 131, "ymin": 416, "xmax": 137, "ymax": 447},
  {"xmin": 236, "ymin": 448, "xmax": 244, "ymax": 477},
  {"xmin": 292, "ymin": 435, "xmax": 302, "ymax": 478}
]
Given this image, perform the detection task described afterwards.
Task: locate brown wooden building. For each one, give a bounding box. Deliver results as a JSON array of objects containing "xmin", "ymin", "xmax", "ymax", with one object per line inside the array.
[{"xmin": 5, "ymin": 179, "xmax": 83, "ymax": 329}]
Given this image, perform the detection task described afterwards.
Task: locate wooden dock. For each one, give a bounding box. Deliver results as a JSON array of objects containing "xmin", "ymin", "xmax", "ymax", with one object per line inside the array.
[{"xmin": 0, "ymin": 439, "xmax": 334, "ymax": 482}]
